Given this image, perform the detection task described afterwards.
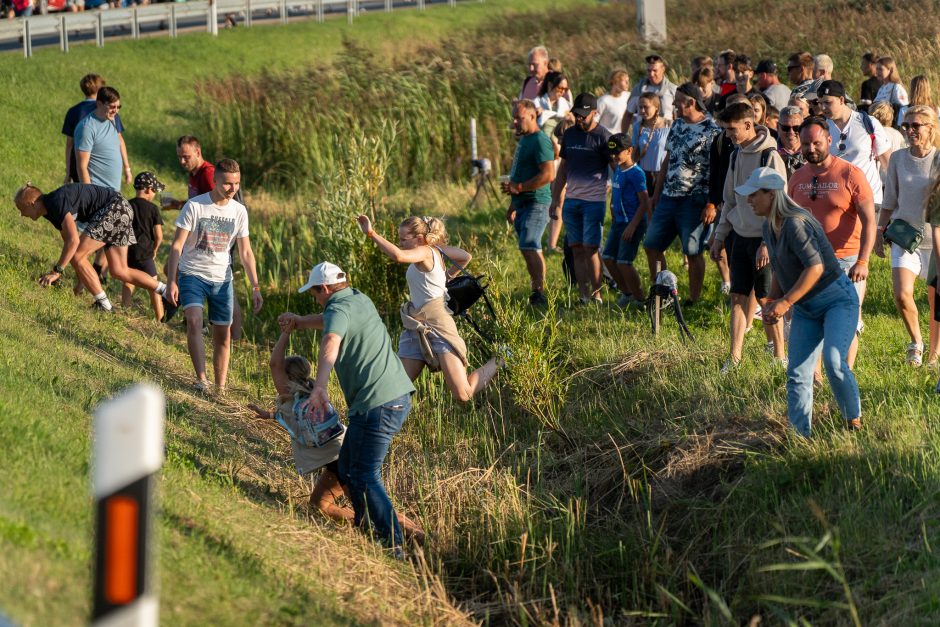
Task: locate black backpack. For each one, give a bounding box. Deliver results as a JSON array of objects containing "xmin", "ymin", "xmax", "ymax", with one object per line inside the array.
[
  {"xmin": 729, "ymin": 145, "xmax": 776, "ymax": 171},
  {"xmin": 437, "ymin": 247, "xmax": 499, "ymax": 341}
]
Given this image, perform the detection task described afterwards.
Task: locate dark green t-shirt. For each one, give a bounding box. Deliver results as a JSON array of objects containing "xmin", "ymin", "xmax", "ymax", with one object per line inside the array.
[
  {"xmin": 510, "ymin": 131, "xmax": 555, "ymax": 204},
  {"xmin": 322, "ymin": 288, "xmax": 415, "ymax": 414}
]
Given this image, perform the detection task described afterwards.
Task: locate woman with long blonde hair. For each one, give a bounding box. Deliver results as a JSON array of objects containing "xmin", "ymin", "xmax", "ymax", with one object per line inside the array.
[
  {"xmin": 876, "ymin": 106, "xmax": 940, "ymax": 366},
  {"xmin": 738, "ymin": 167, "xmax": 862, "ymax": 436},
  {"xmin": 358, "ymin": 214, "xmax": 504, "ymax": 401}
]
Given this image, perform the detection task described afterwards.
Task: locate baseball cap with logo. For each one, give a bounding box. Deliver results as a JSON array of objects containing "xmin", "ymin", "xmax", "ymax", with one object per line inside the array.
[
  {"xmin": 607, "ymin": 133, "xmax": 631, "ymax": 155},
  {"xmin": 133, "ymin": 171, "xmax": 166, "ymax": 192},
  {"xmin": 571, "ymin": 93, "xmax": 598, "ymax": 118},
  {"xmin": 814, "ymin": 80, "xmax": 846, "ymax": 99},
  {"xmin": 299, "ymin": 261, "xmax": 347, "ymax": 293}
]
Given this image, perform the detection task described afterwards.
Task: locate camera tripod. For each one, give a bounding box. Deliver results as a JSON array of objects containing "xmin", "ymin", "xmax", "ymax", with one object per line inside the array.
[{"xmin": 467, "ymin": 158, "xmax": 501, "ymax": 209}]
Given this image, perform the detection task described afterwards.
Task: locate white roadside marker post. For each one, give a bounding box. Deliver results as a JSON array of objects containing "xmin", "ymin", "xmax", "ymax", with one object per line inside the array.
[{"xmin": 91, "ymin": 384, "xmax": 165, "ymax": 627}]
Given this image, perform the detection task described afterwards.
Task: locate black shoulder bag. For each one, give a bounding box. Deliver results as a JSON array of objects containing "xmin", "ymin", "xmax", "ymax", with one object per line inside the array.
[{"xmin": 435, "ymin": 247, "xmax": 499, "ymax": 342}]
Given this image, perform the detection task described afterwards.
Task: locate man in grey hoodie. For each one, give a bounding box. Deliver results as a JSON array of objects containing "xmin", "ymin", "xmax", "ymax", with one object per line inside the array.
[{"xmin": 710, "ymin": 103, "xmax": 788, "ymax": 372}]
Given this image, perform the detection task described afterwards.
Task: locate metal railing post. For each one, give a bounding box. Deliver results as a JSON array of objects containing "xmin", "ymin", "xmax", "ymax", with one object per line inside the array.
[
  {"xmin": 132, "ymin": 7, "xmax": 140, "ymax": 39},
  {"xmin": 384, "ymin": 0, "xmax": 390, "ymax": 11},
  {"xmin": 347, "ymin": 0, "xmax": 353, "ymax": 24},
  {"xmin": 60, "ymin": 14, "xmax": 69, "ymax": 53},
  {"xmin": 245, "ymin": 0, "xmax": 252, "ymax": 28},
  {"xmin": 170, "ymin": 4, "xmax": 177, "ymax": 37},
  {"xmin": 96, "ymin": 12, "xmax": 104, "ymax": 47},
  {"xmin": 208, "ymin": 0, "xmax": 218, "ymax": 35},
  {"xmin": 316, "ymin": 0, "xmax": 323, "ymax": 23},
  {"xmin": 279, "ymin": 0, "xmax": 287, "ymax": 25},
  {"xmin": 22, "ymin": 18, "xmax": 31, "ymax": 58}
]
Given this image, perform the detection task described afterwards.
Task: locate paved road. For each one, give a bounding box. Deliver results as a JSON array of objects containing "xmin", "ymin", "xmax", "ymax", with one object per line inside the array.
[{"xmin": 0, "ymin": 0, "xmax": 452, "ymax": 54}]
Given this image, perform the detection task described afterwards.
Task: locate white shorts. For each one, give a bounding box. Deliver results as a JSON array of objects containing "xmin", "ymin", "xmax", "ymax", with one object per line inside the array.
[{"xmin": 891, "ymin": 243, "xmax": 923, "ymax": 275}]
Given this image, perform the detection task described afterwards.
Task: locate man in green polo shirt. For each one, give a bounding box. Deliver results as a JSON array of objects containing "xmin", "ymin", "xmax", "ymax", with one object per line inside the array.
[
  {"xmin": 278, "ymin": 261, "xmax": 415, "ymax": 552},
  {"xmin": 501, "ymin": 99, "xmax": 556, "ymax": 307}
]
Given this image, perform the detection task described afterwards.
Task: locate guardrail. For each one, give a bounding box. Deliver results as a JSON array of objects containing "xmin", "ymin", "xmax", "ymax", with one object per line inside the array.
[{"xmin": 0, "ymin": 0, "xmax": 465, "ymax": 58}]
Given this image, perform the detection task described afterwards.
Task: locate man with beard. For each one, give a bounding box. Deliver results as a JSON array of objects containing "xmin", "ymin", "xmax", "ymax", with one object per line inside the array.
[{"xmin": 551, "ymin": 93, "xmax": 612, "ymax": 303}]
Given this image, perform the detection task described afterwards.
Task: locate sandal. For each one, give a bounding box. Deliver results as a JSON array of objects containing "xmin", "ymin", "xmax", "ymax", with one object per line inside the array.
[{"xmin": 906, "ymin": 342, "xmax": 924, "ymax": 367}]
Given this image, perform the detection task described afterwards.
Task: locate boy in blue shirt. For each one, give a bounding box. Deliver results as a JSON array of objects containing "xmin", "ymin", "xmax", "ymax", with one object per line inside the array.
[{"xmin": 603, "ymin": 133, "xmax": 651, "ymax": 307}]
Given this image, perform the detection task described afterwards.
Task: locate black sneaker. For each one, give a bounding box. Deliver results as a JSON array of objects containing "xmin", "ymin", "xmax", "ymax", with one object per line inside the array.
[
  {"xmin": 528, "ymin": 291, "xmax": 549, "ymax": 307},
  {"xmin": 161, "ymin": 295, "xmax": 179, "ymax": 323}
]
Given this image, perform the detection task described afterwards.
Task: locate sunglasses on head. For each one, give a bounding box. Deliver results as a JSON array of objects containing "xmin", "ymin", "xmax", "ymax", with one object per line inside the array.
[{"xmin": 838, "ymin": 131, "xmax": 847, "ymax": 152}]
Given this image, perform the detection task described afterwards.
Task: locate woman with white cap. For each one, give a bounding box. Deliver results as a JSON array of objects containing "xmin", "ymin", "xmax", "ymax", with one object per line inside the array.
[
  {"xmin": 738, "ymin": 167, "xmax": 862, "ymax": 436},
  {"xmin": 357, "ymin": 214, "xmax": 504, "ymax": 402}
]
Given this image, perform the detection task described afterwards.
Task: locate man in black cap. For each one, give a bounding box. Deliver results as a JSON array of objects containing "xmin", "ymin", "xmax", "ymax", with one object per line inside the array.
[
  {"xmin": 756, "ymin": 59, "xmax": 791, "ymax": 111},
  {"xmin": 551, "ymin": 93, "xmax": 613, "ymax": 303},
  {"xmin": 122, "ymin": 171, "xmax": 168, "ymax": 321},
  {"xmin": 623, "ymin": 54, "xmax": 678, "ymax": 131},
  {"xmin": 817, "ymin": 79, "xmax": 890, "ymax": 210}
]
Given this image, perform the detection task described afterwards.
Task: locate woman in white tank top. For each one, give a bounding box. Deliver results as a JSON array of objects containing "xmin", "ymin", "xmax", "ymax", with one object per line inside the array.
[{"xmin": 358, "ymin": 214, "xmax": 504, "ymax": 402}]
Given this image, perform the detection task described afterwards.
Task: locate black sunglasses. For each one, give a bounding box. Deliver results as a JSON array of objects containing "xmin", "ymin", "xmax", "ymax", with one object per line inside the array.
[
  {"xmin": 810, "ymin": 175, "xmax": 819, "ymax": 201},
  {"xmin": 838, "ymin": 132, "xmax": 847, "ymax": 152},
  {"xmin": 779, "ymin": 124, "xmax": 801, "ymax": 133},
  {"xmin": 902, "ymin": 122, "xmax": 930, "ymax": 132}
]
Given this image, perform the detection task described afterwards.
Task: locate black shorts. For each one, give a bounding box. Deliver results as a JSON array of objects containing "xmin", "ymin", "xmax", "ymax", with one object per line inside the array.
[
  {"xmin": 725, "ymin": 231, "xmax": 772, "ymax": 299},
  {"xmin": 127, "ymin": 253, "xmax": 157, "ymax": 278}
]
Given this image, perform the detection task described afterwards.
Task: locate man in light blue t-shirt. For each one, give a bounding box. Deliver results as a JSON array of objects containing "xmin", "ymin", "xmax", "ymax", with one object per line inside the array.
[{"xmin": 74, "ymin": 86, "xmax": 127, "ymax": 192}]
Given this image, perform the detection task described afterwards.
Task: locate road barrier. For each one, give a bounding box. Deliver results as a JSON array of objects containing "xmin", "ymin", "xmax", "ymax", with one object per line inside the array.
[{"xmin": 0, "ymin": 0, "xmax": 469, "ymax": 58}]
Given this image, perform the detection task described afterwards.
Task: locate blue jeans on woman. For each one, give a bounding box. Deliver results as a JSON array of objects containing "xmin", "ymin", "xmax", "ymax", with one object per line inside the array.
[
  {"xmin": 786, "ymin": 274, "xmax": 861, "ymax": 436},
  {"xmin": 338, "ymin": 393, "xmax": 411, "ymax": 549}
]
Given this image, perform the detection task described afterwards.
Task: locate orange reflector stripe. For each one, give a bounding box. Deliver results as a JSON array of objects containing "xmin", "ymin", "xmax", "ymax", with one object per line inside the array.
[{"xmin": 104, "ymin": 495, "xmax": 138, "ymax": 605}]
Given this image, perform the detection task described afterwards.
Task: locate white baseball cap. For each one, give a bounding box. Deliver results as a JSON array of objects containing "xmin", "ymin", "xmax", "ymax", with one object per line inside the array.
[
  {"xmin": 298, "ymin": 261, "xmax": 347, "ymax": 293},
  {"xmin": 735, "ymin": 167, "xmax": 786, "ymax": 197}
]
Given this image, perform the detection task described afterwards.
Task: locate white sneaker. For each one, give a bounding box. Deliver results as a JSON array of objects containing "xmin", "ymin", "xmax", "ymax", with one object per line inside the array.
[
  {"xmin": 721, "ymin": 282, "xmax": 731, "ymax": 295},
  {"xmin": 907, "ymin": 342, "xmax": 924, "ymax": 367}
]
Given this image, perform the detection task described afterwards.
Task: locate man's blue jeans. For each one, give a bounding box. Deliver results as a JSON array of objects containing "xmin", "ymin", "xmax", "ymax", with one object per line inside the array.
[
  {"xmin": 338, "ymin": 393, "xmax": 411, "ymax": 548},
  {"xmin": 786, "ymin": 274, "xmax": 861, "ymax": 436}
]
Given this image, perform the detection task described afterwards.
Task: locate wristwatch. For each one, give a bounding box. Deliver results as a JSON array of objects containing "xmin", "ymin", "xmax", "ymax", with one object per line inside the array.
[{"xmin": 53, "ymin": 263, "xmax": 65, "ymax": 274}]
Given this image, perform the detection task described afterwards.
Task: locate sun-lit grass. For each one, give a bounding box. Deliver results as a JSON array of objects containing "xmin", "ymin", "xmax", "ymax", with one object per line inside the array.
[{"xmin": 4, "ymin": 0, "xmax": 940, "ymax": 624}]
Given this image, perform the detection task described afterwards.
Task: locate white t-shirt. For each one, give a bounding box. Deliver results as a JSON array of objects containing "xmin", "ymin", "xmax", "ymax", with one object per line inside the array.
[
  {"xmin": 533, "ymin": 94, "xmax": 571, "ymax": 128},
  {"xmin": 627, "ymin": 78, "xmax": 677, "ymax": 121},
  {"xmin": 875, "ymin": 81, "xmax": 909, "ymax": 107},
  {"xmin": 762, "ymin": 83, "xmax": 792, "ymax": 112},
  {"xmin": 828, "ymin": 112, "xmax": 891, "ymax": 204},
  {"xmin": 176, "ymin": 192, "xmax": 249, "ymax": 283},
  {"xmin": 596, "ymin": 92, "xmax": 630, "ymax": 134}
]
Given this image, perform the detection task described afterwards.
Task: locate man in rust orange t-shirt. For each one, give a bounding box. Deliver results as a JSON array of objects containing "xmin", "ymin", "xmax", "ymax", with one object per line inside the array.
[{"xmin": 788, "ymin": 118, "xmax": 876, "ymax": 367}]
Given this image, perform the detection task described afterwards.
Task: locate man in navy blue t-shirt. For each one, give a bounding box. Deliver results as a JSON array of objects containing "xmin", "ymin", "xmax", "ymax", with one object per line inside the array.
[{"xmin": 551, "ymin": 93, "xmax": 612, "ymax": 304}]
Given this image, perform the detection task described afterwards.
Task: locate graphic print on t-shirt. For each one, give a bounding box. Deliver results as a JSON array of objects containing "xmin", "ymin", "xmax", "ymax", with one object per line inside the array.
[{"xmin": 194, "ymin": 215, "xmax": 237, "ymax": 254}]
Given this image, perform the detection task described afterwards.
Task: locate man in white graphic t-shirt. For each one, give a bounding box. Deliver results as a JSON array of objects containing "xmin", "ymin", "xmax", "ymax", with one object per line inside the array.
[{"xmin": 166, "ymin": 159, "xmax": 264, "ymax": 394}]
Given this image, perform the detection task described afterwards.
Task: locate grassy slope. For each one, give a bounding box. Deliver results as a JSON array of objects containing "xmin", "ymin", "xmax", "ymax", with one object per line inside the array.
[
  {"xmin": 4, "ymin": 0, "xmax": 940, "ymax": 624},
  {"xmin": 0, "ymin": 1, "xmax": 585, "ymax": 625}
]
